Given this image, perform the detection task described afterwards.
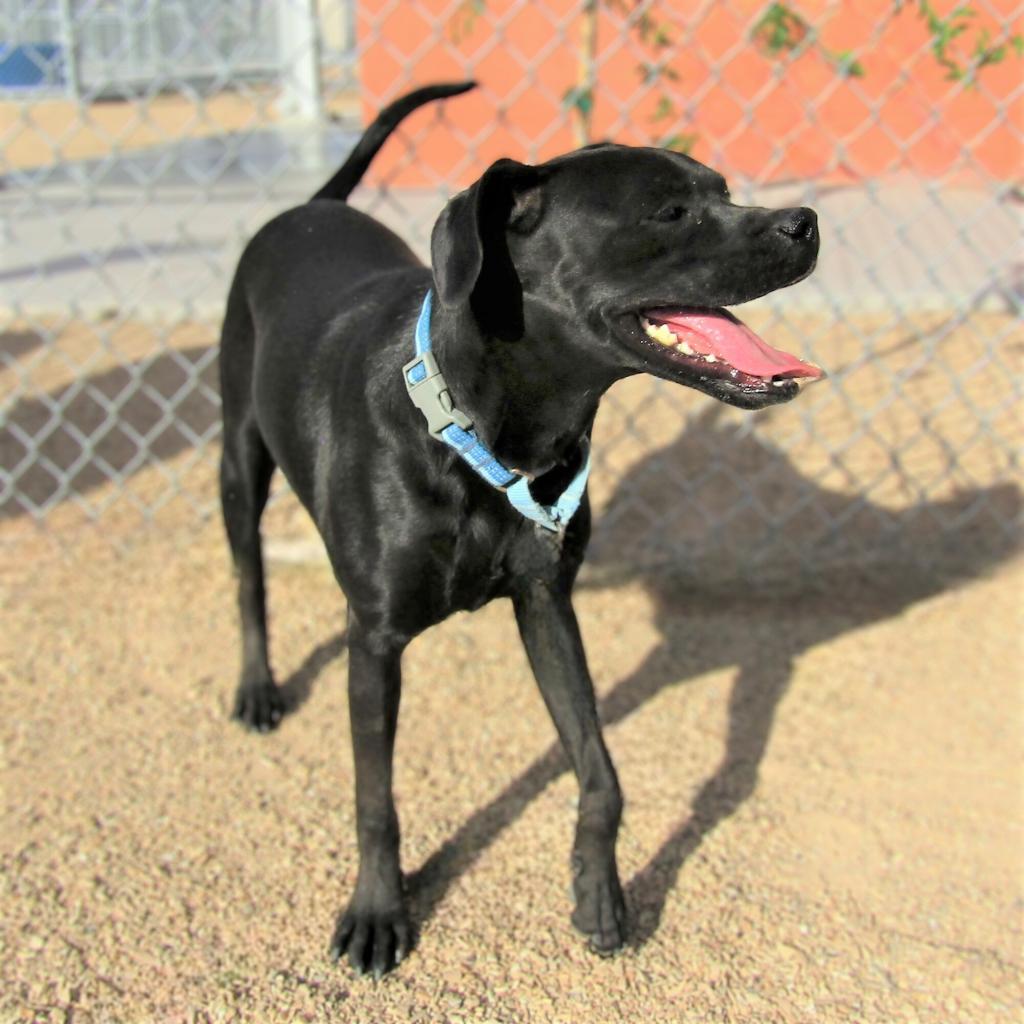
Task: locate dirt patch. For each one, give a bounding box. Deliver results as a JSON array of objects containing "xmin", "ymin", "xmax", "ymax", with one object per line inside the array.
[
  {"xmin": 1, "ymin": 514, "xmax": 1021, "ymax": 1023},
  {"xmin": 4, "ymin": 58, "xmax": 1021, "ymax": 1021},
  {"xmin": 1, "ymin": 305, "xmax": 1021, "ymax": 1021}
]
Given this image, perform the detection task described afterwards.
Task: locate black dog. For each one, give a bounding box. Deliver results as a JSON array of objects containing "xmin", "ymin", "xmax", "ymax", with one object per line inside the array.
[{"xmin": 218, "ymin": 82, "xmax": 822, "ymax": 977}]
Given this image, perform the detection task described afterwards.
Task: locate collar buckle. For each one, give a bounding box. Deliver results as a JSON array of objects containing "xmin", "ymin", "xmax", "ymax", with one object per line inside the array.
[{"xmin": 403, "ymin": 350, "xmax": 473, "ymax": 439}]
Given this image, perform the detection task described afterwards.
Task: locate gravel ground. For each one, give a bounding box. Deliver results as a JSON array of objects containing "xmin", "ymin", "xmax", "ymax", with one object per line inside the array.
[
  {"xmin": 3, "ymin": 306, "xmax": 1022, "ymax": 1022},
  {"xmin": 2, "ymin": 504, "xmax": 1022, "ymax": 1022}
]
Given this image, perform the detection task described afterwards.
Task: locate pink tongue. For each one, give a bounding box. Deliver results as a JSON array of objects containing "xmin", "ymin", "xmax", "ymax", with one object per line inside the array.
[{"xmin": 650, "ymin": 309, "xmax": 824, "ymax": 379}]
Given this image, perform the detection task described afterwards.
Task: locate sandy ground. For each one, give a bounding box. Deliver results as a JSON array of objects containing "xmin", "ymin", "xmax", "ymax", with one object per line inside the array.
[
  {"xmin": 2, "ymin": 305, "xmax": 1023, "ymax": 1021},
  {"xmin": 1, "ymin": 505, "xmax": 1022, "ymax": 1023}
]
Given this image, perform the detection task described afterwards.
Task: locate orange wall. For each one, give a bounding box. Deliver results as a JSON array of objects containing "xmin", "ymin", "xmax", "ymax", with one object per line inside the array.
[{"xmin": 356, "ymin": 0, "xmax": 1022, "ymax": 186}]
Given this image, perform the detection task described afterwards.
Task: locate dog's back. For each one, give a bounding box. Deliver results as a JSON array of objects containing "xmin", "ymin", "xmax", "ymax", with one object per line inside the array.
[
  {"xmin": 234, "ymin": 200, "xmax": 420, "ymax": 340},
  {"xmin": 227, "ymin": 79, "xmax": 478, "ymax": 348},
  {"xmin": 218, "ymin": 86, "xmax": 476, "ymax": 519},
  {"xmin": 220, "ymin": 206, "xmax": 427, "ymax": 521}
]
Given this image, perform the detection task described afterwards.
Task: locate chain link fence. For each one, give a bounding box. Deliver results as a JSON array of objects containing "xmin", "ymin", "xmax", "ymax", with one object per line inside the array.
[{"xmin": 2, "ymin": 0, "xmax": 1020, "ymax": 580}]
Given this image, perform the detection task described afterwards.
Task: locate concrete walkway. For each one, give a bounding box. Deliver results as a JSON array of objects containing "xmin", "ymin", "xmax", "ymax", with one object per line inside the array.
[{"xmin": 2, "ymin": 124, "xmax": 1020, "ymax": 320}]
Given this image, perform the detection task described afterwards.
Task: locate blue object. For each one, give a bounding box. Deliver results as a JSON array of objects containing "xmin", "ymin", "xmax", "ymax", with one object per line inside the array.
[
  {"xmin": 403, "ymin": 290, "xmax": 591, "ymax": 533},
  {"xmin": 0, "ymin": 44, "xmax": 64, "ymax": 89}
]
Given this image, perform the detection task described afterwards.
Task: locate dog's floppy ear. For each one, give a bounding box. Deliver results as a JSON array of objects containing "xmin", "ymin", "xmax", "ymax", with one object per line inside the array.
[{"xmin": 430, "ymin": 158, "xmax": 545, "ymax": 312}]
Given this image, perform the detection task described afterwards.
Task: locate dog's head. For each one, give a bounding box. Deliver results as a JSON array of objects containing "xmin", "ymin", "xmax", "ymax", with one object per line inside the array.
[{"xmin": 431, "ymin": 145, "xmax": 822, "ymax": 409}]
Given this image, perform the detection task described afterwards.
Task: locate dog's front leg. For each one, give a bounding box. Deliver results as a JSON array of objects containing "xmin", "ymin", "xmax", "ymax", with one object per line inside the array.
[
  {"xmin": 513, "ymin": 580, "xmax": 626, "ymax": 954},
  {"xmin": 330, "ymin": 620, "xmax": 411, "ymax": 977}
]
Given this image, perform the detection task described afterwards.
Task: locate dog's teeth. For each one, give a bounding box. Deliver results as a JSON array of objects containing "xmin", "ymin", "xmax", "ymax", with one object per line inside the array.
[
  {"xmin": 772, "ymin": 379, "xmax": 786, "ymax": 387},
  {"xmin": 704, "ymin": 353, "xmax": 717, "ymax": 363},
  {"xmin": 644, "ymin": 320, "xmax": 674, "ymax": 344},
  {"xmin": 644, "ymin": 323, "xmax": 675, "ymax": 345},
  {"xmin": 645, "ymin": 320, "xmax": 709, "ymax": 349}
]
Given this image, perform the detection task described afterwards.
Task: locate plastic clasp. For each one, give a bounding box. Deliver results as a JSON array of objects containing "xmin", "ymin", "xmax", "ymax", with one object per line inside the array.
[{"xmin": 403, "ymin": 351, "xmax": 473, "ymax": 439}]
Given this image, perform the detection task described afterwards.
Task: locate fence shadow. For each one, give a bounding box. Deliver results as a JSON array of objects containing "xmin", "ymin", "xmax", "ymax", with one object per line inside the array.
[
  {"xmin": 1, "ymin": 339, "xmax": 218, "ymax": 519},
  {"xmin": 406, "ymin": 410, "xmax": 1021, "ymax": 948}
]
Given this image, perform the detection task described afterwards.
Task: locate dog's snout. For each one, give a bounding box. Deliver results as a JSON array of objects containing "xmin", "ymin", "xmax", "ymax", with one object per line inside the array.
[{"xmin": 776, "ymin": 208, "xmax": 817, "ymax": 243}]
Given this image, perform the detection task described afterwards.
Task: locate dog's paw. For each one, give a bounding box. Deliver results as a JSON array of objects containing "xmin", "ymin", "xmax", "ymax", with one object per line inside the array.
[
  {"xmin": 231, "ymin": 679, "xmax": 286, "ymax": 732},
  {"xmin": 329, "ymin": 905, "xmax": 412, "ymax": 979},
  {"xmin": 571, "ymin": 861, "xmax": 627, "ymax": 955}
]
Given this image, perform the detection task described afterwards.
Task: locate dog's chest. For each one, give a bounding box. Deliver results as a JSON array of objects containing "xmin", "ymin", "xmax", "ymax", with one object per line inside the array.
[
  {"xmin": 434, "ymin": 514, "xmax": 566, "ymax": 615},
  {"xmin": 452, "ymin": 516, "xmax": 573, "ymax": 610},
  {"xmin": 443, "ymin": 518, "xmax": 522, "ymax": 611}
]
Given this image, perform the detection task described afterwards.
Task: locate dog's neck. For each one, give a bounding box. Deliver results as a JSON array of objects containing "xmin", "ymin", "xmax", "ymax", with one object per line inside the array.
[{"xmin": 433, "ymin": 304, "xmax": 626, "ymax": 480}]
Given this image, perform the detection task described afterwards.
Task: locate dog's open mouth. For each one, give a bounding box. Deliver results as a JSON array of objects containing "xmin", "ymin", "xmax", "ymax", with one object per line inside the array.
[{"xmin": 637, "ymin": 308, "xmax": 824, "ymax": 394}]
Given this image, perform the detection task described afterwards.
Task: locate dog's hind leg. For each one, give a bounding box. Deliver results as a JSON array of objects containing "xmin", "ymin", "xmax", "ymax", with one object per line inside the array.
[
  {"xmin": 219, "ymin": 282, "xmax": 284, "ymax": 732},
  {"xmin": 513, "ymin": 580, "xmax": 626, "ymax": 954}
]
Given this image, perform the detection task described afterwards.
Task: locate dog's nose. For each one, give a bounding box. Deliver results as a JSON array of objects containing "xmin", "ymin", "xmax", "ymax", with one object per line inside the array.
[{"xmin": 776, "ymin": 208, "xmax": 817, "ymax": 243}]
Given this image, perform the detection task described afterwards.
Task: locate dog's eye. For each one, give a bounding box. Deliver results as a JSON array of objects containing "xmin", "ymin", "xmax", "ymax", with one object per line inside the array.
[{"xmin": 650, "ymin": 204, "xmax": 686, "ymax": 223}]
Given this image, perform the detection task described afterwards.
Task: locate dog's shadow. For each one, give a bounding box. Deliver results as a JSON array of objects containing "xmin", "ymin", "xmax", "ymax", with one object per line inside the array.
[
  {"xmin": 278, "ymin": 408, "xmax": 1020, "ymax": 948},
  {"xmin": 406, "ymin": 407, "xmax": 1020, "ymax": 945}
]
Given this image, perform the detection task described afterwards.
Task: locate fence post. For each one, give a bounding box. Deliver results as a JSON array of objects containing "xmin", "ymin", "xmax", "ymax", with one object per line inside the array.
[
  {"xmin": 55, "ymin": 0, "xmax": 80, "ymax": 99},
  {"xmin": 275, "ymin": 0, "xmax": 324, "ymax": 170}
]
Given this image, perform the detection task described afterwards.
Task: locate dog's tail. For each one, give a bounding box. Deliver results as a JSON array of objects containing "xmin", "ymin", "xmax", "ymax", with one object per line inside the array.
[{"xmin": 311, "ymin": 81, "xmax": 476, "ymax": 202}]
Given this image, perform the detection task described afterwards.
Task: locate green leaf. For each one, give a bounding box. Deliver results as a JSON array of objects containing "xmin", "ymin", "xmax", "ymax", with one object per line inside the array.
[
  {"xmin": 448, "ymin": 0, "xmax": 486, "ymax": 44},
  {"xmin": 829, "ymin": 49, "xmax": 866, "ymax": 78},
  {"xmin": 652, "ymin": 96, "xmax": 675, "ymax": 122},
  {"xmin": 752, "ymin": 2, "xmax": 810, "ymax": 56},
  {"xmin": 636, "ymin": 61, "xmax": 659, "ymax": 85},
  {"xmin": 662, "ymin": 132, "xmax": 698, "ymax": 154},
  {"xmin": 563, "ymin": 85, "xmax": 593, "ymax": 117}
]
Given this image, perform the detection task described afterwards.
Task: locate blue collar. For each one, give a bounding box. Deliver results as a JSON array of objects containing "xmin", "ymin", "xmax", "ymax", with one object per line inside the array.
[{"xmin": 402, "ymin": 290, "xmax": 591, "ymax": 533}]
